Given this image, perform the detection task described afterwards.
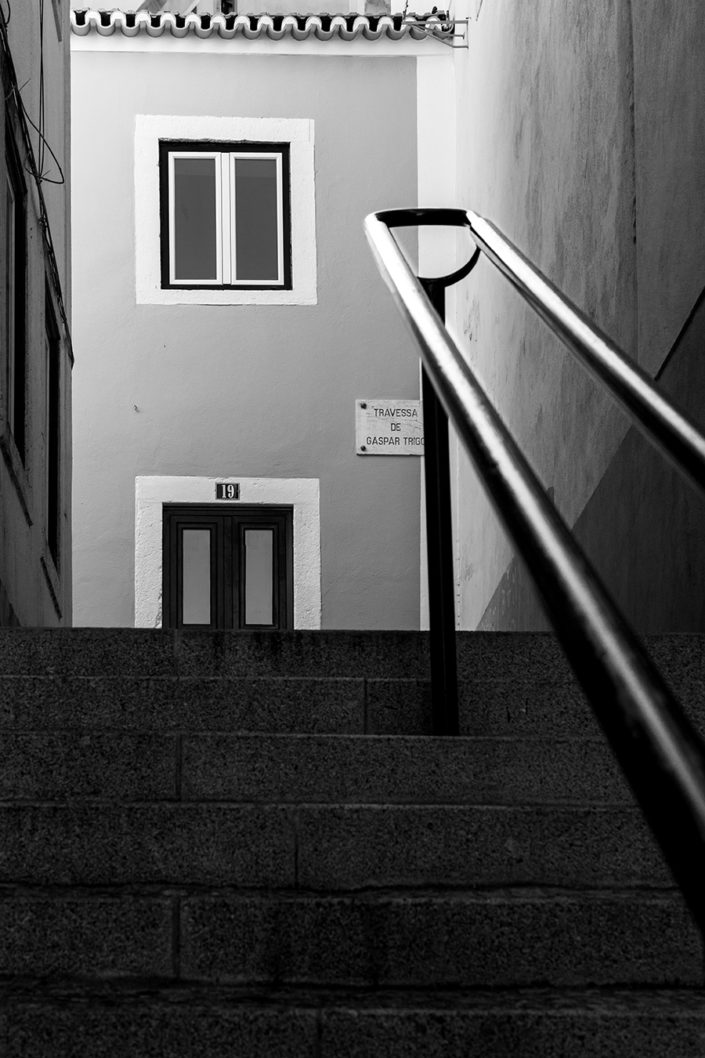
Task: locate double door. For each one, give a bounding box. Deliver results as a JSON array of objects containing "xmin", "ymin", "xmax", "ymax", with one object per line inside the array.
[{"xmin": 162, "ymin": 504, "xmax": 293, "ymax": 630}]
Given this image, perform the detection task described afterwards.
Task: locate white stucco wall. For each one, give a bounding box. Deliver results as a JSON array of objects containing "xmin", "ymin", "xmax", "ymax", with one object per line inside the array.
[{"xmin": 71, "ymin": 46, "xmax": 420, "ymax": 628}]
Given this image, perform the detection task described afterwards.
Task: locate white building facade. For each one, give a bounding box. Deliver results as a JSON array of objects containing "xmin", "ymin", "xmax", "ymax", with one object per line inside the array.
[{"xmin": 70, "ymin": 5, "xmax": 455, "ymax": 629}]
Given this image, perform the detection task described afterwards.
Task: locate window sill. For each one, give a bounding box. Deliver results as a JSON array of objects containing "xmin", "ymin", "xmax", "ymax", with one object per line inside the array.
[{"xmin": 137, "ymin": 285, "xmax": 316, "ymax": 307}]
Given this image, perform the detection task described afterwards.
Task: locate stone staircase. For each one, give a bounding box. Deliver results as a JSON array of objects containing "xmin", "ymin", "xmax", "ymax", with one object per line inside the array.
[{"xmin": 0, "ymin": 629, "xmax": 704, "ymax": 1056}]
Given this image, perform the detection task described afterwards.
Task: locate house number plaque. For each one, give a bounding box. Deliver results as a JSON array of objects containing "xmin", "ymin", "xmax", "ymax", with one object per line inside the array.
[{"xmin": 215, "ymin": 483, "xmax": 240, "ymax": 500}]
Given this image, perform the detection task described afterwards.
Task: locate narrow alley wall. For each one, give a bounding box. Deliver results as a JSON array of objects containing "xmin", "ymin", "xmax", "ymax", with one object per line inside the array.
[
  {"xmin": 0, "ymin": 2, "xmax": 73, "ymax": 626},
  {"xmin": 450, "ymin": 0, "xmax": 705, "ymax": 631}
]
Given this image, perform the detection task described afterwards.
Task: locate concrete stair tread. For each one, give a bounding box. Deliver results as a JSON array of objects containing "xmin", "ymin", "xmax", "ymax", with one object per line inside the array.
[
  {"xmin": 0, "ymin": 801, "xmax": 670, "ymax": 889},
  {"xmin": 2, "ymin": 981, "xmax": 704, "ymax": 1009},
  {"xmin": 0, "ymin": 887, "xmax": 699, "ymax": 988},
  {"xmin": 0, "ymin": 730, "xmax": 630, "ymax": 803},
  {"xmin": 0, "ymin": 628, "xmax": 702, "ymax": 1053},
  {"xmin": 2, "ymin": 988, "xmax": 704, "ymax": 1058}
]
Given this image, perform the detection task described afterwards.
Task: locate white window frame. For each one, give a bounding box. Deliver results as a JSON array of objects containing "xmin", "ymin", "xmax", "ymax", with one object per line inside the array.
[
  {"xmin": 229, "ymin": 151, "xmax": 285, "ymax": 286},
  {"xmin": 167, "ymin": 150, "xmax": 223, "ymax": 286},
  {"xmin": 135, "ymin": 115, "xmax": 317, "ymax": 306}
]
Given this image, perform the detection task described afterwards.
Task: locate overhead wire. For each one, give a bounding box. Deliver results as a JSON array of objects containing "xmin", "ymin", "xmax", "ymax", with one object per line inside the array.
[{"xmin": 0, "ymin": 4, "xmax": 72, "ymax": 353}]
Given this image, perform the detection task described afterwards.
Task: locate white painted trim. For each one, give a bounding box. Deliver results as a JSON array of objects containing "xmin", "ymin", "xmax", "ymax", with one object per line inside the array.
[
  {"xmin": 135, "ymin": 115, "xmax": 317, "ymax": 305},
  {"xmin": 168, "ymin": 150, "xmax": 223, "ymax": 285},
  {"xmin": 72, "ymin": 30, "xmax": 441, "ymax": 58},
  {"xmin": 135, "ymin": 475, "xmax": 321, "ymax": 628}
]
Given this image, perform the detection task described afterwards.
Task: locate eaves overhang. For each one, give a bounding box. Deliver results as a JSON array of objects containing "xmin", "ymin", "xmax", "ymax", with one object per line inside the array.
[{"xmin": 70, "ymin": 7, "xmax": 455, "ymax": 43}]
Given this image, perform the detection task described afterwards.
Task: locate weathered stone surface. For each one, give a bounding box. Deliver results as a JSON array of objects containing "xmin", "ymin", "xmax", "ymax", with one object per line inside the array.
[
  {"xmin": 172, "ymin": 630, "xmax": 430, "ymax": 679},
  {"xmin": 0, "ymin": 733, "xmax": 176, "ymax": 800},
  {"xmin": 319, "ymin": 994, "xmax": 705, "ymax": 1058},
  {"xmin": 4, "ymin": 1005, "xmax": 318, "ymax": 1058},
  {"xmin": 181, "ymin": 733, "xmax": 626, "ymax": 804},
  {"xmin": 180, "ymin": 892, "xmax": 701, "ymax": 988},
  {"xmin": 0, "ymin": 897, "xmax": 172, "ymax": 977},
  {"xmin": 0, "ymin": 805, "xmax": 295, "ymax": 886},
  {"xmin": 0, "ymin": 676, "xmax": 178, "ymax": 730},
  {"xmin": 0, "ymin": 676, "xmax": 364, "ymax": 733},
  {"xmin": 295, "ymin": 805, "xmax": 668, "ymax": 890},
  {"xmin": 175, "ymin": 678, "xmax": 364, "ymax": 733},
  {"xmin": 3, "ymin": 992, "xmax": 705, "ymax": 1058},
  {"xmin": 0, "ymin": 630, "xmax": 177, "ymax": 677}
]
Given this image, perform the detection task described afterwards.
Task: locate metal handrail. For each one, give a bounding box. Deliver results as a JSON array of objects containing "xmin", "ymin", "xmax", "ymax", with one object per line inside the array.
[{"xmin": 365, "ymin": 206, "xmax": 705, "ymax": 939}]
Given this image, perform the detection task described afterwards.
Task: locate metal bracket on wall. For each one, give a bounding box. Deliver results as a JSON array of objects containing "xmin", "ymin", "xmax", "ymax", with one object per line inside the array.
[{"xmin": 405, "ymin": 17, "xmax": 468, "ymax": 48}]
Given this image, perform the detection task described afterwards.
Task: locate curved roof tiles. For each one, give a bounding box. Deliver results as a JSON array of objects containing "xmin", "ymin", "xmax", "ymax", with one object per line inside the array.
[{"xmin": 70, "ymin": 7, "xmax": 451, "ymax": 41}]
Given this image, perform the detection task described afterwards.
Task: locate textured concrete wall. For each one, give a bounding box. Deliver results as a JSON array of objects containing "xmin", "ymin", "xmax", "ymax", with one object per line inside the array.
[
  {"xmin": 480, "ymin": 286, "xmax": 705, "ymax": 632},
  {"xmin": 448, "ymin": 0, "xmax": 705, "ymax": 630},
  {"xmin": 71, "ymin": 50, "xmax": 419, "ymax": 628},
  {"xmin": 0, "ymin": 3, "xmax": 73, "ymax": 626}
]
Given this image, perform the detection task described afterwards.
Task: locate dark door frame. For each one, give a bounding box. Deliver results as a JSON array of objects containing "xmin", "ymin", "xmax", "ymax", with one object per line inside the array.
[{"xmin": 162, "ymin": 503, "xmax": 293, "ymax": 630}]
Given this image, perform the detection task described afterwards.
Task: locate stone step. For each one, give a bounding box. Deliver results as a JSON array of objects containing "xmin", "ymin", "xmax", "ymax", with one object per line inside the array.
[
  {"xmin": 1, "ymin": 890, "xmax": 696, "ymax": 988},
  {"xmin": 178, "ymin": 890, "xmax": 702, "ymax": 989},
  {"xmin": 1, "ymin": 630, "xmax": 702, "ymax": 735},
  {"xmin": 3, "ymin": 671, "xmax": 701, "ymax": 736},
  {"xmin": 0, "ymin": 804, "xmax": 669, "ymax": 889},
  {"xmin": 0, "ymin": 732, "xmax": 632, "ymax": 803},
  {"xmin": 2, "ymin": 989, "xmax": 705, "ymax": 1058},
  {"xmin": 0, "ymin": 628, "xmax": 702, "ymax": 683}
]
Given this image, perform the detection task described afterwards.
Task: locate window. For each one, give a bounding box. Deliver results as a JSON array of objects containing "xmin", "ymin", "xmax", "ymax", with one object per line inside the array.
[
  {"xmin": 159, "ymin": 141, "xmax": 291, "ymax": 289},
  {"xmin": 45, "ymin": 287, "xmax": 61, "ymax": 567},
  {"xmin": 135, "ymin": 116, "xmax": 316, "ymax": 306},
  {"xmin": 5, "ymin": 131, "xmax": 27, "ymax": 463}
]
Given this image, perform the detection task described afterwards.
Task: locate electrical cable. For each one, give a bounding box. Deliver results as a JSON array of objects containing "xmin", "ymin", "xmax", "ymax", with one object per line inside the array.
[
  {"xmin": 13, "ymin": 0, "xmax": 65, "ymax": 187},
  {"xmin": 0, "ymin": 10, "xmax": 72, "ymax": 353},
  {"xmin": 39, "ymin": 0, "xmax": 46, "ymax": 180}
]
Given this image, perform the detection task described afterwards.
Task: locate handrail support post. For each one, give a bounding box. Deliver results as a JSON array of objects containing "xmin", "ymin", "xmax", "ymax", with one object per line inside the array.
[{"xmin": 421, "ymin": 279, "xmax": 459, "ymax": 736}]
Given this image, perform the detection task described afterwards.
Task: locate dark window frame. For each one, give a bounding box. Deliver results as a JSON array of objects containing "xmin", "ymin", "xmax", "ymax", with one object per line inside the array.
[
  {"xmin": 5, "ymin": 127, "xmax": 28, "ymax": 464},
  {"xmin": 158, "ymin": 140, "xmax": 292, "ymax": 291},
  {"xmin": 45, "ymin": 284, "xmax": 61, "ymax": 569}
]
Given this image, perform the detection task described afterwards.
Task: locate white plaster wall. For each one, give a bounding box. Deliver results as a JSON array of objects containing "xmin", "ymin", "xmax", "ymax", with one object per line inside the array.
[{"xmin": 71, "ymin": 49, "xmax": 420, "ymax": 628}]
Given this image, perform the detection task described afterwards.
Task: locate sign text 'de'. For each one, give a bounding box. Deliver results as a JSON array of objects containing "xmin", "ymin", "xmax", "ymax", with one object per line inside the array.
[{"xmin": 355, "ymin": 399, "xmax": 424, "ymax": 456}]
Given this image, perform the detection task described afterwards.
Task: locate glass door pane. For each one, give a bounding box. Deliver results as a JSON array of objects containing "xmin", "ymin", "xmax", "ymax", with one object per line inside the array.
[
  {"xmin": 181, "ymin": 528, "xmax": 212, "ymax": 625},
  {"xmin": 243, "ymin": 528, "xmax": 274, "ymax": 625}
]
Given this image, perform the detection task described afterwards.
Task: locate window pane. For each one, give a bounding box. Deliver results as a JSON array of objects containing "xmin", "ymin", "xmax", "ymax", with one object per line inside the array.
[
  {"xmin": 235, "ymin": 157, "xmax": 279, "ymax": 282},
  {"xmin": 6, "ymin": 178, "xmax": 16, "ymax": 430},
  {"xmin": 244, "ymin": 528, "xmax": 274, "ymax": 625},
  {"xmin": 182, "ymin": 529, "xmax": 211, "ymax": 625},
  {"xmin": 173, "ymin": 156, "xmax": 218, "ymax": 281}
]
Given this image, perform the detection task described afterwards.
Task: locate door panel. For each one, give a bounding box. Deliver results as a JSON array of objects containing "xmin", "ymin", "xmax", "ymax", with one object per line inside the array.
[{"xmin": 162, "ymin": 504, "xmax": 292, "ymax": 630}]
